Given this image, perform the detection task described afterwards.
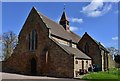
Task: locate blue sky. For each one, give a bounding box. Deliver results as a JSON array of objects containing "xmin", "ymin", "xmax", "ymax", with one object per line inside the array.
[{"xmin": 2, "ymin": 2, "xmax": 119, "ymax": 49}]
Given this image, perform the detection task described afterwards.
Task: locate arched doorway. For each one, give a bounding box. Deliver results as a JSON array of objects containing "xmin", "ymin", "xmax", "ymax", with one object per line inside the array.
[{"xmin": 31, "ymin": 58, "xmax": 37, "ymax": 75}]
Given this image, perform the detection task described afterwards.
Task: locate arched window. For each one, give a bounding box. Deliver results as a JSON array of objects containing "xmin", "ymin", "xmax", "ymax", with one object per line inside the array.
[
  {"xmin": 35, "ymin": 31, "xmax": 38, "ymax": 49},
  {"xmin": 85, "ymin": 43, "xmax": 89, "ymax": 54},
  {"xmin": 27, "ymin": 29, "xmax": 38, "ymax": 51},
  {"xmin": 43, "ymin": 48, "xmax": 48, "ymax": 64},
  {"xmin": 31, "ymin": 30, "xmax": 35, "ymax": 50},
  {"xmin": 28, "ymin": 34, "xmax": 31, "ymax": 50}
]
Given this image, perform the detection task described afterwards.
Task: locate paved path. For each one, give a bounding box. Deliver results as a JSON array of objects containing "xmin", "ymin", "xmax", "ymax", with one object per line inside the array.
[
  {"xmin": 1, "ymin": 72, "xmax": 59, "ymax": 79},
  {"xmin": 0, "ymin": 72, "xmax": 85, "ymax": 81}
]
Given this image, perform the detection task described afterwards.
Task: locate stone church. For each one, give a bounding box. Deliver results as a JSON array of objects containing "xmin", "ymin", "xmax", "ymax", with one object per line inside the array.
[{"xmin": 2, "ymin": 7, "xmax": 109, "ymax": 78}]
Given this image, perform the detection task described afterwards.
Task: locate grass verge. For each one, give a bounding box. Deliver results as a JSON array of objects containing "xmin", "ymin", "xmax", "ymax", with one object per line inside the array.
[{"xmin": 81, "ymin": 68, "xmax": 119, "ymax": 79}]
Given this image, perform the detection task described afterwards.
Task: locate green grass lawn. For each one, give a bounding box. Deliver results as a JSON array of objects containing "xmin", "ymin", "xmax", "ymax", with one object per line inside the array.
[{"xmin": 82, "ymin": 68, "xmax": 120, "ymax": 79}]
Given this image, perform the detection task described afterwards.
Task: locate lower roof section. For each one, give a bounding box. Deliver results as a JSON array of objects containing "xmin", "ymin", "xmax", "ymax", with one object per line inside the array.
[{"xmin": 50, "ymin": 38, "xmax": 91, "ymax": 60}]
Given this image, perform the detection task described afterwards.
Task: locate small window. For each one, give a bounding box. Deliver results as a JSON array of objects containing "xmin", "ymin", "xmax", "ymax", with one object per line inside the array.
[
  {"xmin": 82, "ymin": 60, "xmax": 84, "ymax": 70},
  {"xmin": 76, "ymin": 60, "xmax": 78, "ymax": 64},
  {"xmin": 69, "ymin": 40, "xmax": 72, "ymax": 47},
  {"xmin": 86, "ymin": 61, "xmax": 88, "ymax": 63}
]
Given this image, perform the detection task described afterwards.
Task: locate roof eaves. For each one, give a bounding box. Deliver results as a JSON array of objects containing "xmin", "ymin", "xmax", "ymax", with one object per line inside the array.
[
  {"xmin": 84, "ymin": 33, "xmax": 108, "ymax": 51},
  {"xmin": 70, "ymin": 31, "xmax": 81, "ymax": 38},
  {"xmin": 81, "ymin": 33, "xmax": 99, "ymax": 47},
  {"xmin": 36, "ymin": 10, "xmax": 51, "ymax": 29},
  {"xmin": 75, "ymin": 57, "xmax": 92, "ymax": 60}
]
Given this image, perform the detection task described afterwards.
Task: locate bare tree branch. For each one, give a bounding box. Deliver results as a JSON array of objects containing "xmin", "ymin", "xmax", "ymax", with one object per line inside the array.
[{"xmin": 2, "ymin": 31, "xmax": 18, "ymax": 61}]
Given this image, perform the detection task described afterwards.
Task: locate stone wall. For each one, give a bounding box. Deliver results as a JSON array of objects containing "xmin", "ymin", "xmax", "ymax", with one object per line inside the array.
[
  {"xmin": 74, "ymin": 57, "xmax": 92, "ymax": 77},
  {"xmin": 51, "ymin": 36, "xmax": 77, "ymax": 48},
  {"xmin": 101, "ymin": 49, "xmax": 109, "ymax": 71},
  {"xmin": 108, "ymin": 54, "xmax": 115, "ymax": 69},
  {"xmin": 78, "ymin": 33, "xmax": 102, "ymax": 70},
  {"xmin": 74, "ymin": 58, "xmax": 92, "ymax": 71},
  {"xmin": 45, "ymin": 39, "xmax": 74, "ymax": 78}
]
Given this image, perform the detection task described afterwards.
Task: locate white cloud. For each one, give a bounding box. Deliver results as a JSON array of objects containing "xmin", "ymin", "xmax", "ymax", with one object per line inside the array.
[
  {"xmin": 81, "ymin": 0, "xmax": 112, "ymax": 17},
  {"xmin": 70, "ymin": 26, "xmax": 78, "ymax": 31},
  {"xmin": 70, "ymin": 18, "xmax": 83, "ymax": 24},
  {"xmin": 112, "ymin": 36, "xmax": 118, "ymax": 41},
  {"xmin": 55, "ymin": 17, "xmax": 84, "ymax": 24}
]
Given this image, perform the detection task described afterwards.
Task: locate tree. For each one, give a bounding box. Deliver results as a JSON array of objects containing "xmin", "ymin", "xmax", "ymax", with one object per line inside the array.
[
  {"xmin": 107, "ymin": 47, "xmax": 120, "ymax": 64},
  {"xmin": 107, "ymin": 47, "xmax": 119, "ymax": 56},
  {"xmin": 2, "ymin": 31, "xmax": 18, "ymax": 61},
  {"xmin": 114, "ymin": 54, "xmax": 120, "ymax": 64}
]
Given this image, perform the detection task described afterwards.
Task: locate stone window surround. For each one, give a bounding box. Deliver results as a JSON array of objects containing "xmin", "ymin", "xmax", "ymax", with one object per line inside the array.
[{"xmin": 27, "ymin": 29, "xmax": 38, "ymax": 51}]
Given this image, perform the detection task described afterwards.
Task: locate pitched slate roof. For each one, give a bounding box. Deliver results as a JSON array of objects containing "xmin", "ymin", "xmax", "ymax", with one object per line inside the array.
[
  {"xmin": 61, "ymin": 44, "xmax": 91, "ymax": 59},
  {"xmin": 31, "ymin": 7, "xmax": 91, "ymax": 59},
  {"xmin": 51, "ymin": 38, "xmax": 91, "ymax": 59},
  {"xmin": 34, "ymin": 7, "xmax": 81, "ymax": 43}
]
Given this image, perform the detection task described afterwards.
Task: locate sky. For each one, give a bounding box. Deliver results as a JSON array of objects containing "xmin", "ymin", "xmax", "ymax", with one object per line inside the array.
[{"xmin": 2, "ymin": 2, "xmax": 119, "ymax": 49}]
